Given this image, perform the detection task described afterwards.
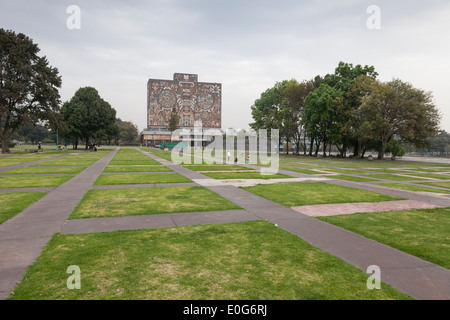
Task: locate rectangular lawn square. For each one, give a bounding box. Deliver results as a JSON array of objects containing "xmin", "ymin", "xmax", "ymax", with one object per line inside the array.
[
  {"xmin": 94, "ymin": 173, "xmax": 191, "ymax": 185},
  {"xmin": 69, "ymin": 186, "xmax": 241, "ymax": 219},
  {"xmin": 417, "ymin": 181, "xmax": 450, "ymax": 189},
  {"xmin": 359, "ymin": 174, "xmax": 429, "ymax": 181},
  {"xmin": 202, "ymin": 172, "xmax": 292, "ymax": 180},
  {"xmin": 108, "ymin": 160, "xmax": 162, "ymax": 166},
  {"xmin": 375, "ymin": 183, "xmax": 450, "ymax": 194},
  {"xmin": 241, "ymin": 182, "xmax": 403, "ymax": 207},
  {"xmin": 182, "ymin": 165, "xmax": 257, "ymax": 172},
  {"xmin": 0, "ymin": 175, "xmax": 74, "ymax": 188},
  {"xmin": 3, "ymin": 166, "xmax": 87, "ymax": 175},
  {"xmin": 103, "ymin": 166, "xmax": 172, "ymax": 173},
  {"xmin": 0, "ymin": 192, "xmax": 49, "ymax": 224}
]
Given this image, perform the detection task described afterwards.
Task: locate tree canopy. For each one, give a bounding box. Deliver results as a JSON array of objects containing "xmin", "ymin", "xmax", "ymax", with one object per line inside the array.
[
  {"xmin": 61, "ymin": 87, "xmax": 117, "ymax": 149},
  {"xmin": 0, "ymin": 28, "xmax": 61, "ymax": 153},
  {"xmin": 250, "ymin": 61, "xmax": 442, "ymax": 159}
]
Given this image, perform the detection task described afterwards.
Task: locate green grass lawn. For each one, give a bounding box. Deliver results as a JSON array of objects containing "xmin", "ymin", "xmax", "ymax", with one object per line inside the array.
[
  {"xmin": 202, "ymin": 172, "xmax": 293, "ymax": 180},
  {"xmin": 103, "ymin": 166, "xmax": 172, "ymax": 173},
  {"xmin": 242, "ymin": 182, "xmax": 403, "ymax": 207},
  {"xmin": 108, "ymin": 160, "xmax": 162, "ymax": 166},
  {"xmin": 282, "ymin": 169, "xmax": 324, "ymax": 175},
  {"xmin": 0, "ymin": 175, "xmax": 74, "ymax": 188},
  {"xmin": 375, "ymin": 183, "xmax": 450, "ymax": 194},
  {"xmin": 329, "ymin": 175, "xmax": 378, "ymax": 182},
  {"xmin": 69, "ymin": 186, "xmax": 241, "ymax": 219},
  {"xmin": 417, "ymin": 181, "xmax": 450, "ymax": 189},
  {"xmin": 183, "ymin": 165, "xmax": 257, "ymax": 171},
  {"xmin": 0, "ymin": 192, "xmax": 49, "ymax": 224},
  {"xmin": 319, "ymin": 207, "xmax": 450, "ymax": 269},
  {"xmin": 2, "ymin": 166, "xmax": 87, "ymax": 175},
  {"xmin": 137, "ymin": 147, "xmax": 174, "ymax": 161},
  {"xmin": 360, "ymin": 174, "xmax": 428, "ymax": 181},
  {"xmin": 8, "ymin": 221, "xmax": 411, "ymax": 300},
  {"xmin": 409, "ymin": 173, "xmax": 450, "ymax": 180},
  {"xmin": 32, "ymin": 161, "xmax": 92, "ymax": 167},
  {"xmin": 94, "ymin": 173, "xmax": 192, "ymax": 185}
]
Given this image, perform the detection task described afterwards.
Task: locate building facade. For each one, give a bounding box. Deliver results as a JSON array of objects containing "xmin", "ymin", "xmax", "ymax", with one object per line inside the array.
[{"xmin": 141, "ymin": 73, "xmax": 222, "ymax": 147}]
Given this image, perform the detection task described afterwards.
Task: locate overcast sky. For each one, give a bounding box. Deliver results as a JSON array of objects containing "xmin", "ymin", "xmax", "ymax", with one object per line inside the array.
[{"xmin": 1, "ymin": 0, "xmax": 449, "ymax": 132}]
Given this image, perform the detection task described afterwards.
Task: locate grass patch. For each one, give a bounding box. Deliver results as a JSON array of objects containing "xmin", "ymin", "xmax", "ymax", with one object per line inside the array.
[
  {"xmin": 70, "ymin": 186, "xmax": 240, "ymax": 219},
  {"xmin": 108, "ymin": 160, "xmax": 161, "ymax": 166},
  {"xmin": 32, "ymin": 161, "xmax": 92, "ymax": 167},
  {"xmin": 103, "ymin": 166, "xmax": 172, "ymax": 173},
  {"xmin": 94, "ymin": 173, "xmax": 191, "ymax": 185},
  {"xmin": 183, "ymin": 165, "xmax": 257, "ymax": 172},
  {"xmin": 202, "ymin": 172, "xmax": 292, "ymax": 180},
  {"xmin": 360, "ymin": 174, "xmax": 428, "ymax": 181},
  {"xmin": 417, "ymin": 181, "xmax": 450, "ymax": 189},
  {"xmin": 0, "ymin": 192, "xmax": 49, "ymax": 224},
  {"xmin": 242, "ymin": 182, "xmax": 403, "ymax": 207},
  {"xmin": 0, "ymin": 175, "xmax": 74, "ymax": 188},
  {"xmin": 3, "ymin": 166, "xmax": 86, "ymax": 175},
  {"xmin": 8, "ymin": 221, "xmax": 411, "ymax": 300},
  {"xmin": 284, "ymin": 169, "xmax": 324, "ymax": 175},
  {"xmin": 330, "ymin": 175, "xmax": 378, "ymax": 182},
  {"xmin": 409, "ymin": 173, "xmax": 450, "ymax": 180},
  {"xmin": 319, "ymin": 207, "xmax": 450, "ymax": 269},
  {"xmin": 375, "ymin": 183, "xmax": 450, "ymax": 194}
]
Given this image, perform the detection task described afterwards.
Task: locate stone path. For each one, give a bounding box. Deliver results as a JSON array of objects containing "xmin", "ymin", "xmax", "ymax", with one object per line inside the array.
[
  {"xmin": 291, "ymin": 200, "xmax": 442, "ymax": 217},
  {"xmin": 62, "ymin": 210, "xmax": 258, "ymax": 234},
  {"xmin": 1, "ymin": 147, "xmax": 449, "ymax": 300}
]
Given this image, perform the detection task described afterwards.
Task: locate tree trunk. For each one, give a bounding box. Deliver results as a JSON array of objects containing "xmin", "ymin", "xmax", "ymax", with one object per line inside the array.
[
  {"xmin": 1, "ymin": 136, "xmax": 11, "ymax": 154},
  {"xmin": 357, "ymin": 139, "xmax": 362, "ymax": 158},
  {"xmin": 303, "ymin": 135, "xmax": 307, "ymax": 155},
  {"xmin": 378, "ymin": 139, "xmax": 387, "ymax": 159},
  {"xmin": 322, "ymin": 139, "xmax": 327, "ymax": 157},
  {"xmin": 85, "ymin": 136, "xmax": 90, "ymax": 149},
  {"xmin": 286, "ymin": 137, "xmax": 290, "ymax": 155},
  {"xmin": 314, "ymin": 140, "xmax": 320, "ymax": 157},
  {"xmin": 308, "ymin": 136, "xmax": 314, "ymax": 156}
]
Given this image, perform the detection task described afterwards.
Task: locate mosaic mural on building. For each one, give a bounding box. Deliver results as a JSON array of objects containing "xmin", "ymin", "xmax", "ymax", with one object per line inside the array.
[{"xmin": 147, "ymin": 73, "xmax": 221, "ymax": 129}]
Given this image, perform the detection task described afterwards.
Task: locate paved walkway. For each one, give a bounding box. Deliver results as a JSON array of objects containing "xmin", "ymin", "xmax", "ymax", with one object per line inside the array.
[
  {"xmin": 291, "ymin": 200, "xmax": 442, "ymax": 217},
  {"xmin": 0, "ymin": 148, "xmax": 119, "ymax": 299}
]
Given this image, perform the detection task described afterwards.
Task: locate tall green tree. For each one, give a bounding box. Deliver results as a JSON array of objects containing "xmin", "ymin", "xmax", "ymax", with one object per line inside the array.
[
  {"xmin": 303, "ymin": 84, "xmax": 340, "ymax": 156},
  {"xmin": 359, "ymin": 78, "xmax": 440, "ymax": 159},
  {"xmin": 0, "ymin": 29, "xmax": 61, "ymax": 153},
  {"xmin": 250, "ymin": 80, "xmax": 290, "ymax": 148},
  {"xmin": 279, "ymin": 79, "xmax": 317, "ymax": 154},
  {"xmin": 61, "ymin": 87, "xmax": 116, "ymax": 149},
  {"xmin": 325, "ymin": 62, "xmax": 378, "ymax": 156},
  {"xmin": 114, "ymin": 118, "xmax": 138, "ymax": 145}
]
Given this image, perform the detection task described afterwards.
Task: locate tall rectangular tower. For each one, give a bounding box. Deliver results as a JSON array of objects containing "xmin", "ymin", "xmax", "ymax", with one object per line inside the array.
[{"xmin": 147, "ymin": 73, "xmax": 221, "ymax": 130}]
